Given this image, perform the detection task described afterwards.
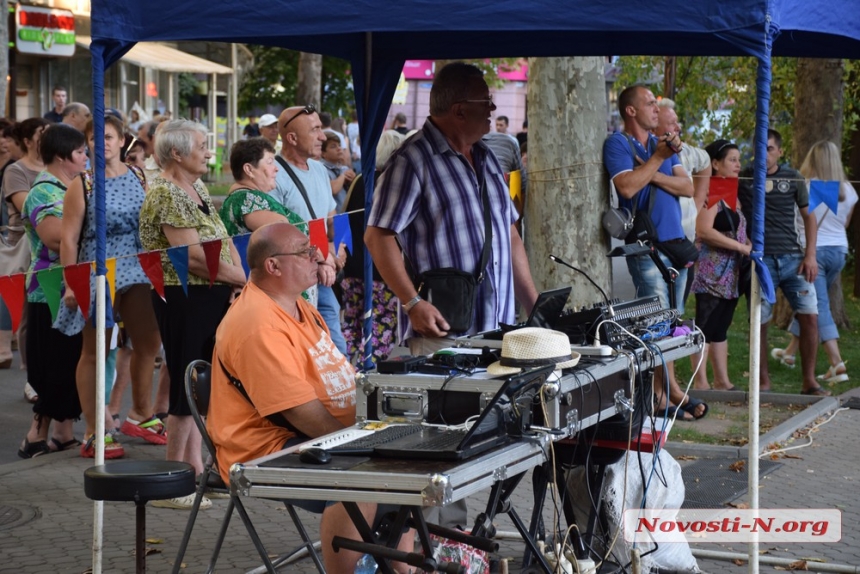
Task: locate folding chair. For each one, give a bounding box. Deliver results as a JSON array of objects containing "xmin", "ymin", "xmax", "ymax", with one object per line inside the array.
[{"xmin": 172, "ymin": 360, "xmax": 326, "ymax": 574}]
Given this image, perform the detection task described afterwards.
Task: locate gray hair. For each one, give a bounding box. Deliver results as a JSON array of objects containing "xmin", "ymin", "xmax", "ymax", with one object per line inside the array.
[
  {"xmin": 62, "ymin": 102, "xmax": 88, "ymax": 118},
  {"xmin": 376, "ymin": 129, "xmax": 406, "ymax": 166},
  {"xmin": 657, "ymin": 97, "xmax": 676, "ymax": 110},
  {"xmin": 154, "ymin": 119, "xmax": 209, "ymax": 166},
  {"xmin": 429, "ymin": 62, "xmax": 485, "ymax": 116}
]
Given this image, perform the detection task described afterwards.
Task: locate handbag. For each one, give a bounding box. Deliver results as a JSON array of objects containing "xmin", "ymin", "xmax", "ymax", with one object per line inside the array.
[
  {"xmin": 0, "ymin": 227, "xmax": 31, "ymax": 277},
  {"xmin": 655, "ymin": 238, "xmax": 699, "ymax": 269},
  {"xmin": 405, "ymin": 178, "xmax": 493, "ymax": 333}
]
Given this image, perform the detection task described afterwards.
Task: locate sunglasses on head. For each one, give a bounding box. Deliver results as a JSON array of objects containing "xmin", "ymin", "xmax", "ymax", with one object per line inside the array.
[{"xmin": 282, "ymin": 104, "xmax": 316, "ymax": 130}]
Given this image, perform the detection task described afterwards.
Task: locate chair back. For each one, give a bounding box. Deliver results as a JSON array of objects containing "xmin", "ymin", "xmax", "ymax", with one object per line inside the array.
[{"xmin": 184, "ymin": 360, "xmax": 218, "ymax": 460}]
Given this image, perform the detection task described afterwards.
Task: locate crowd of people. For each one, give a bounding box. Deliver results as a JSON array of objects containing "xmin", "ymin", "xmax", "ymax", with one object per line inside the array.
[
  {"xmin": 0, "ymin": 68, "xmax": 855, "ymax": 572},
  {"xmin": 605, "ymin": 85, "xmax": 856, "ymax": 422}
]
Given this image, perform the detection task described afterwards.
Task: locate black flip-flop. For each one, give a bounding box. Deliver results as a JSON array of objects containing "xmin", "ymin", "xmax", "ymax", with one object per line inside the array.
[
  {"xmin": 50, "ymin": 437, "xmax": 82, "ymax": 452},
  {"xmin": 801, "ymin": 386, "xmax": 831, "ymax": 396},
  {"xmin": 681, "ymin": 396, "xmax": 709, "ymax": 420},
  {"xmin": 661, "ymin": 405, "xmax": 694, "ymax": 421}
]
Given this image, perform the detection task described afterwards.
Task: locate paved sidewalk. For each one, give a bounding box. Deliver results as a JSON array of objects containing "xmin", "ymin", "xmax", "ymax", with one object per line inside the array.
[{"xmin": 0, "ymin": 386, "xmax": 857, "ymax": 572}]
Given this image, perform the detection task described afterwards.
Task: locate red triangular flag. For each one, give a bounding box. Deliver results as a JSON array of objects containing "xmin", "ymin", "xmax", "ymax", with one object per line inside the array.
[
  {"xmin": 202, "ymin": 240, "xmax": 223, "ymax": 287},
  {"xmin": 137, "ymin": 251, "xmax": 165, "ymax": 301},
  {"xmin": 308, "ymin": 219, "xmax": 328, "ymax": 260},
  {"xmin": 0, "ymin": 274, "xmax": 26, "ymax": 332},
  {"xmin": 707, "ymin": 177, "xmax": 739, "ymax": 211},
  {"xmin": 64, "ymin": 263, "xmax": 93, "ymax": 321}
]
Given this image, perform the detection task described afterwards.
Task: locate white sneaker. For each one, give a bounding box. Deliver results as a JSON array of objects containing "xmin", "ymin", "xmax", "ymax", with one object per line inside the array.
[
  {"xmin": 151, "ymin": 494, "xmax": 212, "ymax": 510},
  {"xmin": 205, "ymin": 490, "xmax": 231, "ymax": 500}
]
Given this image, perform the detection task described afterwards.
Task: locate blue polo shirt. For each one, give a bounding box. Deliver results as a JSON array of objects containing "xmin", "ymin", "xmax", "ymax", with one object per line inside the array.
[{"xmin": 603, "ymin": 132, "xmax": 684, "ymax": 242}]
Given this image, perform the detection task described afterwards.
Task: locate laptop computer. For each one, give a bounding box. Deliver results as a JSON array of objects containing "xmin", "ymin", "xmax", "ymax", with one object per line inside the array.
[
  {"xmin": 370, "ymin": 365, "xmax": 554, "ymax": 461},
  {"xmin": 479, "ymin": 287, "xmax": 572, "ymax": 340}
]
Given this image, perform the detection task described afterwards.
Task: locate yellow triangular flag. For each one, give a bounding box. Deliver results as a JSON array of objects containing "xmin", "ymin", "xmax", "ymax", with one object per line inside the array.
[
  {"xmin": 106, "ymin": 258, "xmax": 117, "ymax": 304},
  {"xmin": 509, "ymin": 170, "xmax": 522, "ymax": 203}
]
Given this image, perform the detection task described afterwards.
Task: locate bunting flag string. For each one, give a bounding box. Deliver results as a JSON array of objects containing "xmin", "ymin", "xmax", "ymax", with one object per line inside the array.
[
  {"xmin": 0, "ymin": 275, "xmax": 25, "ymax": 332},
  {"xmin": 333, "ymin": 213, "xmax": 353, "ymax": 256},
  {"xmin": 167, "ymin": 246, "xmax": 190, "ymax": 296},
  {"xmin": 707, "ymin": 177, "xmax": 739, "ymax": 210},
  {"xmin": 201, "ymin": 239, "xmax": 223, "ymax": 286},
  {"xmin": 808, "ymin": 180, "xmax": 840, "ymax": 214},
  {"xmin": 36, "ymin": 267, "xmax": 65, "ymax": 323},
  {"xmin": 508, "ymin": 170, "xmax": 522, "ymax": 203},
  {"xmin": 105, "ymin": 258, "xmax": 117, "ymax": 306},
  {"xmin": 64, "ymin": 263, "xmax": 93, "ymax": 321},
  {"xmin": 308, "ymin": 219, "xmax": 329, "ymax": 260},
  {"xmin": 137, "ymin": 251, "xmax": 166, "ymax": 301},
  {"xmin": 232, "ymin": 233, "xmax": 251, "ymax": 279}
]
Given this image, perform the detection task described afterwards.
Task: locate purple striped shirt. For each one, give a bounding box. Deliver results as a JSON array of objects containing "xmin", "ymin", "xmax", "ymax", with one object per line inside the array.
[{"xmin": 369, "ymin": 118, "xmax": 518, "ymax": 335}]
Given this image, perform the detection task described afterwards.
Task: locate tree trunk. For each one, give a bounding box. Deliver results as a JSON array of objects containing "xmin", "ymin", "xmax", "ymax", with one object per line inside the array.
[
  {"xmin": 0, "ymin": 0, "xmax": 8, "ymax": 117},
  {"xmin": 296, "ymin": 52, "xmax": 322, "ymax": 109},
  {"xmin": 774, "ymin": 58, "xmax": 845, "ymax": 329},
  {"xmin": 525, "ymin": 57, "xmax": 608, "ymax": 309}
]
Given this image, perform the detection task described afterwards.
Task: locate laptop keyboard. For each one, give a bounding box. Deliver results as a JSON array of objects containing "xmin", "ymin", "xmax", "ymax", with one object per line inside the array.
[
  {"xmin": 403, "ymin": 429, "xmax": 467, "ymax": 451},
  {"xmin": 327, "ymin": 424, "xmax": 423, "ymax": 453}
]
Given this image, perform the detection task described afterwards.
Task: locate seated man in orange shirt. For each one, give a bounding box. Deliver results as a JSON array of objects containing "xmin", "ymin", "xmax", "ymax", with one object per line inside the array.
[{"xmin": 208, "ymin": 222, "xmax": 411, "ymax": 573}]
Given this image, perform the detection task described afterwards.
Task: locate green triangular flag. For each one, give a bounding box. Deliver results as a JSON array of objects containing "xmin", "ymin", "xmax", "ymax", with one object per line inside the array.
[{"xmin": 36, "ymin": 267, "xmax": 65, "ymax": 322}]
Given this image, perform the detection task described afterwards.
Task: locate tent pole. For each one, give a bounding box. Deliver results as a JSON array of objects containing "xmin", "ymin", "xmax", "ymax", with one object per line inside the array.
[
  {"xmin": 231, "ymin": 43, "xmax": 239, "ymax": 152},
  {"xmin": 748, "ymin": 266, "xmax": 761, "ymax": 574},
  {"xmin": 361, "ymin": 31, "xmax": 375, "ymax": 370}
]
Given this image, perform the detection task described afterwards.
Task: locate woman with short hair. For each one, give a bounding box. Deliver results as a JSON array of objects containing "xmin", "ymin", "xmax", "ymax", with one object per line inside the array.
[
  {"xmin": 139, "ymin": 119, "xmax": 246, "ymax": 508},
  {"xmin": 17, "ymin": 123, "xmax": 88, "ymax": 458}
]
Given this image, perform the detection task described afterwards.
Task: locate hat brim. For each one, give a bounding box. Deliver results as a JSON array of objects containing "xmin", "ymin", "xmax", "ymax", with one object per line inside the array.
[{"xmin": 486, "ymin": 351, "xmax": 581, "ymax": 377}]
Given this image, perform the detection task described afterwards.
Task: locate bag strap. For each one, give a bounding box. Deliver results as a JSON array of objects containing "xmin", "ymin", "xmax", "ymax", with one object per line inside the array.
[
  {"xmin": 400, "ymin": 166, "xmax": 492, "ymax": 284},
  {"xmin": 275, "ymin": 155, "xmax": 317, "ymax": 220},
  {"xmin": 218, "ymin": 357, "xmax": 307, "ymax": 437},
  {"xmin": 78, "ymin": 173, "xmax": 90, "ymax": 257},
  {"xmin": 622, "ymin": 134, "xmax": 656, "ymax": 217}
]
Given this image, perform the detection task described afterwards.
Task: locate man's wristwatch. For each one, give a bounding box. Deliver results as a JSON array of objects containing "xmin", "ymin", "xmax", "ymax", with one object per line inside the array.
[{"xmin": 403, "ymin": 295, "xmax": 423, "ymax": 313}]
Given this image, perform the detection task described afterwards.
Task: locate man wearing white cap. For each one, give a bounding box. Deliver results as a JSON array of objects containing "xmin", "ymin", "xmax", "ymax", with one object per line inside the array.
[{"xmin": 258, "ymin": 113, "xmax": 281, "ymax": 153}]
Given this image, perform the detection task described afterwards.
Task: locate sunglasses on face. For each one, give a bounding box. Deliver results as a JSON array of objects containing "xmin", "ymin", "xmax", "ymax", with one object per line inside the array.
[{"xmin": 282, "ymin": 104, "xmax": 316, "ymax": 130}]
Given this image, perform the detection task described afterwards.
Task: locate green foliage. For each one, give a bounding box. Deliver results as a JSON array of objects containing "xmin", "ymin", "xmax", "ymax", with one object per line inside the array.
[
  {"xmin": 237, "ymin": 46, "xmax": 354, "ymax": 117},
  {"xmin": 177, "ymin": 73, "xmax": 199, "ymax": 119},
  {"xmin": 613, "ymin": 55, "xmax": 840, "ymax": 162}
]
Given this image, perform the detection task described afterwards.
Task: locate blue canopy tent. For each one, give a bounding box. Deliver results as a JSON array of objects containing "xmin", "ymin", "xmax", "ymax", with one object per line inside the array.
[{"xmin": 85, "ymin": 0, "xmax": 860, "ymax": 571}]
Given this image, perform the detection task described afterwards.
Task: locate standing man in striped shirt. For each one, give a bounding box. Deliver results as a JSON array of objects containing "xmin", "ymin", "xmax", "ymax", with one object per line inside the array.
[{"xmin": 366, "ymin": 62, "xmax": 538, "ymax": 357}]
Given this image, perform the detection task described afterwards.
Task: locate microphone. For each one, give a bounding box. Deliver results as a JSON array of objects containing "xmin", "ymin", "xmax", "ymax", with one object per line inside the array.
[{"xmin": 549, "ymin": 254, "xmax": 614, "ymax": 318}]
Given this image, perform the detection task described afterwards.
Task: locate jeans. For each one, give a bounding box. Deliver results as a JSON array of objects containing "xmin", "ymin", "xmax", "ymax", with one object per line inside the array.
[
  {"xmin": 317, "ymin": 285, "xmax": 347, "ymax": 355},
  {"xmin": 760, "ymin": 254, "xmax": 818, "ymax": 324},
  {"xmin": 626, "ymin": 252, "xmax": 687, "ymax": 314},
  {"xmin": 788, "ymin": 246, "xmax": 846, "ymax": 342}
]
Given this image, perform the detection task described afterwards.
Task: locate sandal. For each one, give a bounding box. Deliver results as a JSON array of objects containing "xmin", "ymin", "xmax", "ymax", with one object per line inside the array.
[
  {"xmin": 50, "ymin": 437, "xmax": 82, "ymax": 452},
  {"xmin": 23, "ymin": 382, "xmax": 38, "ymax": 403},
  {"xmin": 80, "ymin": 433, "xmax": 126, "ymax": 459},
  {"xmin": 771, "ymin": 348, "xmax": 796, "ymax": 368},
  {"xmin": 18, "ymin": 438, "xmax": 51, "ymax": 459},
  {"xmin": 801, "ymin": 386, "xmax": 832, "ymax": 396},
  {"xmin": 817, "ymin": 362, "xmax": 848, "ymax": 384},
  {"xmin": 120, "ymin": 415, "xmax": 167, "ymax": 445},
  {"xmin": 680, "ymin": 396, "xmax": 709, "ymax": 420},
  {"xmin": 657, "ymin": 404, "xmax": 694, "ymax": 421}
]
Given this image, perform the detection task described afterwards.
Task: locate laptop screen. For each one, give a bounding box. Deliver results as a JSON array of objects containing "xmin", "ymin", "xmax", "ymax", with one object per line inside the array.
[
  {"xmin": 526, "ymin": 287, "xmax": 571, "ymax": 329},
  {"xmin": 459, "ymin": 365, "xmax": 555, "ymax": 449}
]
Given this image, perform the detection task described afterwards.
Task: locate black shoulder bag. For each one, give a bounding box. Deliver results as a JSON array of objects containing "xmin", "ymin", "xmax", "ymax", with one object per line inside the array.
[{"xmin": 403, "ymin": 177, "xmax": 492, "ymax": 333}]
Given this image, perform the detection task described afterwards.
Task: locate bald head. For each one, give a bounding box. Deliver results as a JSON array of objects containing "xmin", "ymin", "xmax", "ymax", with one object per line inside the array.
[
  {"xmin": 278, "ymin": 105, "xmax": 324, "ymax": 163},
  {"xmin": 247, "ymin": 222, "xmax": 305, "ymax": 273}
]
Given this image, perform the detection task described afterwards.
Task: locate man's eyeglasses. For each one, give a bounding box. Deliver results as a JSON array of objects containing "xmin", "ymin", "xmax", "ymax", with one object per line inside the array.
[
  {"xmin": 282, "ymin": 104, "xmax": 316, "ymax": 130},
  {"xmin": 269, "ymin": 246, "xmax": 319, "ymax": 261},
  {"xmin": 458, "ymin": 95, "xmax": 494, "ymax": 105}
]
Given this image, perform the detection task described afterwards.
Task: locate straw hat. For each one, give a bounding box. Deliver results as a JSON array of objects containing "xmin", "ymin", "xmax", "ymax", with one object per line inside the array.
[{"xmin": 486, "ymin": 327, "xmax": 580, "ymax": 376}]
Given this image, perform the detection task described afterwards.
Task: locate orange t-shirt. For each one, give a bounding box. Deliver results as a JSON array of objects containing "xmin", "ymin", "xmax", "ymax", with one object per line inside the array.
[{"xmin": 208, "ymin": 281, "xmax": 356, "ymax": 483}]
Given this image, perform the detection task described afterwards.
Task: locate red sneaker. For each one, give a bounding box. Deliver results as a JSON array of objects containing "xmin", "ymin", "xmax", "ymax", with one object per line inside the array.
[
  {"xmin": 120, "ymin": 416, "xmax": 168, "ymax": 445},
  {"xmin": 81, "ymin": 434, "xmax": 125, "ymax": 459}
]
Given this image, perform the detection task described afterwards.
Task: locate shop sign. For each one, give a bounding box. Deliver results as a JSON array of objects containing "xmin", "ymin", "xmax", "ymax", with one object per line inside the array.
[{"xmin": 15, "ymin": 4, "xmax": 76, "ymax": 57}]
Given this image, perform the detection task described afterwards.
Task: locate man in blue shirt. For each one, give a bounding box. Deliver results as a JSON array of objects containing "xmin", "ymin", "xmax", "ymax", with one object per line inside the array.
[{"xmin": 604, "ymin": 85, "xmax": 705, "ymax": 420}]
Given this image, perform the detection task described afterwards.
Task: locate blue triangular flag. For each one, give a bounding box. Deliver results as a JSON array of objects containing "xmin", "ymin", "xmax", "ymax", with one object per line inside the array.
[
  {"xmin": 333, "ymin": 213, "xmax": 353, "ymax": 255},
  {"xmin": 808, "ymin": 180, "xmax": 840, "ymax": 214},
  {"xmin": 167, "ymin": 246, "xmax": 189, "ymax": 296},
  {"xmin": 232, "ymin": 233, "xmax": 251, "ymax": 279}
]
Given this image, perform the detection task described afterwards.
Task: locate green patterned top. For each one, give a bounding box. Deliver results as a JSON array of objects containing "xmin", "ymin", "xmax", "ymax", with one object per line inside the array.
[
  {"xmin": 218, "ymin": 187, "xmax": 307, "ymax": 236},
  {"xmin": 22, "ymin": 171, "xmax": 65, "ymax": 303},
  {"xmin": 139, "ymin": 176, "xmax": 234, "ymax": 286}
]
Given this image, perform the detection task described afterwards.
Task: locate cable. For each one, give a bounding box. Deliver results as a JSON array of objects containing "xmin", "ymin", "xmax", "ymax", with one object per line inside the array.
[{"xmin": 759, "ymin": 407, "xmax": 849, "ymax": 457}]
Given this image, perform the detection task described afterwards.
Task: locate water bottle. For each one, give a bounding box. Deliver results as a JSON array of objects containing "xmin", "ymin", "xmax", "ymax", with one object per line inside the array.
[{"xmin": 354, "ymin": 553, "xmax": 378, "ymax": 574}]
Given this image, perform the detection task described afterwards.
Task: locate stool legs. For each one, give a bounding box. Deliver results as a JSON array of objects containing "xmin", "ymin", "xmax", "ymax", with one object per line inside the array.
[{"xmin": 136, "ymin": 502, "xmax": 146, "ymax": 574}]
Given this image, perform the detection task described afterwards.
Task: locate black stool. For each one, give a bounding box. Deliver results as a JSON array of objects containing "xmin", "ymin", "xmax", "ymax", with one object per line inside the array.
[{"xmin": 84, "ymin": 461, "xmax": 196, "ymax": 573}]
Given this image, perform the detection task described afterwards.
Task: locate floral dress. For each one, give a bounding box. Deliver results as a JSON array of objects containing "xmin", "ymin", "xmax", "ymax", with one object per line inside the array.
[
  {"xmin": 54, "ymin": 167, "xmax": 149, "ymax": 335},
  {"xmin": 218, "ymin": 187, "xmax": 315, "ymax": 304},
  {"xmin": 690, "ymin": 202, "xmax": 748, "ymax": 300}
]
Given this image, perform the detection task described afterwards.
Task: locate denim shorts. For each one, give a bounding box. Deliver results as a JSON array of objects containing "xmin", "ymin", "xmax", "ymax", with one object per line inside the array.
[
  {"xmin": 626, "ymin": 252, "xmax": 687, "ymax": 314},
  {"xmin": 760, "ymin": 254, "xmax": 817, "ymax": 324}
]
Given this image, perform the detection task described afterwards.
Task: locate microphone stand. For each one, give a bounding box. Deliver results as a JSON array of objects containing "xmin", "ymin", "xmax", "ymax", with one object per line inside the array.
[{"xmin": 549, "ymin": 254, "xmax": 614, "ymax": 318}]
